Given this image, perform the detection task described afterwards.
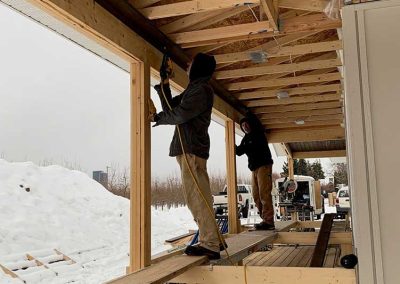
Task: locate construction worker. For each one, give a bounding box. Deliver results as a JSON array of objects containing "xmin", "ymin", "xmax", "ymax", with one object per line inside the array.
[
  {"xmin": 236, "ymin": 111, "xmax": 275, "ymax": 230},
  {"xmin": 151, "ymin": 53, "xmax": 221, "ymax": 259}
]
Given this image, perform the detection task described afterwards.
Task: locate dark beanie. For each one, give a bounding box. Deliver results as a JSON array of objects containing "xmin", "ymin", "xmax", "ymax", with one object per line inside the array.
[{"xmin": 189, "ymin": 53, "xmax": 216, "ymax": 81}]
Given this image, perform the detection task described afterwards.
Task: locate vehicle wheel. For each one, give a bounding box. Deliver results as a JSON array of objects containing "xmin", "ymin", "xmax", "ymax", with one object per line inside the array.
[{"xmin": 241, "ymin": 201, "xmax": 249, "ymax": 218}]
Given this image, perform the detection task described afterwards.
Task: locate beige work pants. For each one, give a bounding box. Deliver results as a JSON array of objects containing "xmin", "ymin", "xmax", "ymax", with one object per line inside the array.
[
  {"xmin": 252, "ymin": 164, "xmax": 274, "ymax": 224},
  {"xmin": 176, "ymin": 154, "xmax": 220, "ymax": 252}
]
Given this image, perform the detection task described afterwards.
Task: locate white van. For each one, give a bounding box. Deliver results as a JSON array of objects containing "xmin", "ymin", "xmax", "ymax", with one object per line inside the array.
[
  {"xmin": 336, "ymin": 186, "xmax": 350, "ymax": 218},
  {"xmin": 273, "ymin": 175, "xmax": 324, "ymax": 220}
]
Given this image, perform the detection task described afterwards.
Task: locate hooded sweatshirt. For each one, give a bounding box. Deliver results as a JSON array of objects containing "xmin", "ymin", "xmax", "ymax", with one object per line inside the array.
[
  {"xmin": 154, "ymin": 53, "xmax": 216, "ymax": 159},
  {"xmin": 236, "ymin": 112, "xmax": 273, "ymax": 171}
]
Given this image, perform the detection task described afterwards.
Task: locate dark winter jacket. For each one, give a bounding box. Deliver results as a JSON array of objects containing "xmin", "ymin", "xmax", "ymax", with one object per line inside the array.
[
  {"xmin": 236, "ymin": 112, "xmax": 273, "ymax": 171},
  {"xmin": 154, "ymin": 77, "xmax": 214, "ymax": 159}
]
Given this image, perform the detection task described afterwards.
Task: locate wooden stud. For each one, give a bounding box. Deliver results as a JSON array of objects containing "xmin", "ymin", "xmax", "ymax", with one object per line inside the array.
[
  {"xmin": 292, "ymin": 150, "xmax": 346, "ymax": 159},
  {"xmin": 288, "ymin": 157, "xmax": 294, "ymax": 179},
  {"xmin": 140, "ymin": 0, "xmax": 259, "ymax": 19},
  {"xmin": 214, "ymin": 40, "xmax": 343, "ymax": 64},
  {"xmin": 279, "ymin": 0, "xmax": 331, "ymax": 12},
  {"xmin": 254, "ymin": 101, "xmax": 343, "ymax": 114},
  {"xmin": 215, "ymin": 59, "xmax": 341, "ymax": 80},
  {"xmin": 130, "ymin": 60, "xmax": 151, "ymax": 273},
  {"xmin": 225, "ymin": 119, "xmax": 239, "ymax": 234},
  {"xmin": 226, "ymin": 72, "xmax": 342, "ymax": 91},
  {"xmin": 261, "ymin": 0, "xmax": 279, "ymax": 31},
  {"xmin": 267, "ymin": 127, "xmax": 345, "ymax": 143}
]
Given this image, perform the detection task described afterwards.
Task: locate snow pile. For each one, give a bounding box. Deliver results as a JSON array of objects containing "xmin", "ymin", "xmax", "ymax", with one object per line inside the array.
[{"xmin": 0, "ymin": 160, "xmax": 196, "ymax": 283}]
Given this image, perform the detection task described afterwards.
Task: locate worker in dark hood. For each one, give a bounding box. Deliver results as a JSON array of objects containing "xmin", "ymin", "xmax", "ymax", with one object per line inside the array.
[
  {"xmin": 151, "ymin": 53, "xmax": 221, "ymax": 259},
  {"xmin": 236, "ymin": 111, "xmax": 275, "ymax": 230}
]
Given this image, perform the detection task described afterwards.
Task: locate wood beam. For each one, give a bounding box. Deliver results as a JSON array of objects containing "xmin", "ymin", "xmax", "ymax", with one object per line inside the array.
[
  {"xmin": 140, "ymin": 0, "xmax": 259, "ymax": 19},
  {"xmin": 128, "ymin": 0, "xmax": 161, "ymax": 9},
  {"xmin": 227, "ymin": 72, "xmax": 341, "ymax": 91},
  {"xmin": 237, "ymin": 84, "xmax": 342, "ymax": 100},
  {"xmin": 288, "ymin": 157, "xmax": 294, "ymax": 179},
  {"xmin": 264, "ymin": 119, "xmax": 343, "ymax": 129},
  {"xmin": 171, "ymin": 14, "xmax": 341, "ymax": 47},
  {"xmin": 214, "ymin": 40, "xmax": 343, "ymax": 64},
  {"xmin": 172, "ymin": 266, "xmax": 356, "ymax": 284},
  {"xmin": 292, "ymin": 150, "xmax": 346, "ymax": 159},
  {"xmin": 244, "ymin": 93, "xmax": 341, "ymax": 107},
  {"xmin": 274, "ymin": 232, "xmax": 352, "ymax": 245},
  {"xmin": 130, "ymin": 61, "xmax": 151, "ymax": 272},
  {"xmin": 267, "ymin": 127, "xmax": 345, "ymax": 143},
  {"xmin": 225, "ymin": 119, "xmax": 239, "ymax": 234},
  {"xmin": 254, "ymin": 101, "xmax": 342, "ymax": 114},
  {"xmin": 262, "ymin": 114, "xmax": 343, "ymax": 124},
  {"xmin": 259, "ymin": 108, "xmax": 342, "ymax": 120},
  {"xmin": 261, "ymin": 0, "xmax": 279, "ymax": 31},
  {"xmin": 279, "ymin": 0, "xmax": 330, "ymax": 12},
  {"xmin": 216, "ymin": 58, "xmax": 341, "ymax": 80}
]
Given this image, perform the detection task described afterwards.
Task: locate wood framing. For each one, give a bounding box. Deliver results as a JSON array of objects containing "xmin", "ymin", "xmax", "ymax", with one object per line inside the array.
[
  {"xmin": 261, "ymin": 0, "xmax": 279, "ymax": 31},
  {"xmin": 254, "ymin": 101, "xmax": 343, "ymax": 114},
  {"xmin": 215, "ymin": 59, "xmax": 341, "ymax": 80},
  {"xmin": 214, "ymin": 40, "xmax": 343, "ymax": 64},
  {"xmin": 258, "ymin": 108, "xmax": 342, "ymax": 119},
  {"xmin": 262, "ymin": 114, "xmax": 343, "ymax": 125},
  {"xmin": 267, "ymin": 127, "xmax": 345, "ymax": 143},
  {"xmin": 245, "ymin": 93, "xmax": 341, "ymax": 108},
  {"xmin": 274, "ymin": 232, "xmax": 352, "ymax": 245},
  {"xmin": 288, "ymin": 157, "xmax": 294, "ymax": 179},
  {"xmin": 292, "ymin": 150, "xmax": 346, "ymax": 159},
  {"xmin": 225, "ymin": 119, "xmax": 239, "ymax": 234},
  {"xmin": 172, "ymin": 266, "xmax": 356, "ymax": 284},
  {"xmin": 226, "ymin": 73, "xmax": 342, "ymax": 91},
  {"xmin": 130, "ymin": 61, "xmax": 152, "ymax": 272}
]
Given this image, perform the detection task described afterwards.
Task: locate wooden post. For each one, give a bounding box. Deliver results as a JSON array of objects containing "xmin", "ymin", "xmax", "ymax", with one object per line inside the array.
[
  {"xmin": 225, "ymin": 119, "xmax": 239, "ymax": 234},
  {"xmin": 288, "ymin": 157, "xmax": 294, "ymax": 180},
  {"xmin": 130, "ymin": 60, "xmax": 151, "ymax": 273}
]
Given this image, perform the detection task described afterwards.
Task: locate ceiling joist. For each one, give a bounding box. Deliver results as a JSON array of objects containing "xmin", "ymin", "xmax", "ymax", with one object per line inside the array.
[
  {"xmin": 267, "ymin": 126, "xmax": 345, "ymax": 143},
  {"xmin": 261, "ymin": 0, "xmax": 279, "ymax": 31},
  {"xmin": 258, "ymin": 108, "xmax": 343, "ymax": 120},
  {"xmin": 244, "ymin": 93, "xmax": 341, "ymax": 107},
  {"xmin": 253, "ymin": 101, "xmax": 343, "ymax": 114},
  {"xmin": 262, "ymin": 114, "xmax": 344, "ymax": 125},
  {"xmin": 264, "ymin": 119, "xmax": 343, "ymax": 129}
]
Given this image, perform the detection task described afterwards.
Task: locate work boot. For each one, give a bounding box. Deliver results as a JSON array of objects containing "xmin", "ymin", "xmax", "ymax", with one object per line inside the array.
[
  {"xmin": 184, "ymin": 245, "xmax": 221, "ymax": 260},
  {"xmin": 254, "ymin": 221, "xmax": 275, "ymax": 231},
  {"xmin": 219, "ymin": 241, "xmax": 228, "ymax": 251}
]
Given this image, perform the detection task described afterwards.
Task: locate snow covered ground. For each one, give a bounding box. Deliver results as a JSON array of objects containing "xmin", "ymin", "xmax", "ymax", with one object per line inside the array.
[{"xmin": 0, "ymin": 160, "xmax": 196, "ymax": 283}]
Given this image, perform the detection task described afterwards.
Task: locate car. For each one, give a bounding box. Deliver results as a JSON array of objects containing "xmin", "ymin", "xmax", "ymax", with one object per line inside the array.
[
  {"xmin": 336, "ymin": 186, "xmax": 351, "ymax": 219},
  {"xmin": 213, "ymin": 184, "xmax": 254, "ymax": 218}
]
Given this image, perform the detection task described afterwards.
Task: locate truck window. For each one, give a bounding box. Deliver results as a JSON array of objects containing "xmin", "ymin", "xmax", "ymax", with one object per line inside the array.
[
  {"xmin": 238, "ymin": 186, "xmax": 248, "ymax": 193},
  {"xmin": 339, "ymin": 190, "xmax": 349, "ymax": 197}
]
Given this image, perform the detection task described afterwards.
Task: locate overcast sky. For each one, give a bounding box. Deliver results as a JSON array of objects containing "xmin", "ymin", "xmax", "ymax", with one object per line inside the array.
[{"xmin": 0, "ymin": 4, "xmax": 335, "ymax": 181}]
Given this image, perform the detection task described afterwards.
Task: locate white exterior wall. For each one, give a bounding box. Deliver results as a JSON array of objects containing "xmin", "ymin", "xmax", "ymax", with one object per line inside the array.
[{"xmin": 343, "ymin": 1, "xmax": 400, "ymax": 283}]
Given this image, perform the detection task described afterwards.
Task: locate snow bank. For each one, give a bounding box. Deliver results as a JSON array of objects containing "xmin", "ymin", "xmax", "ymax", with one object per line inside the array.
[{"xmin": 0, "ymin": 160, "xmax": 196, "ymax": 283}]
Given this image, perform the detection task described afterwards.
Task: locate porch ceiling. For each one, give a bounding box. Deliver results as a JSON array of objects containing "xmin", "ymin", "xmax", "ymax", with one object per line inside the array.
[{"xmin": 98, "ymin": 0, "xmax": 346, "ymax": 152}]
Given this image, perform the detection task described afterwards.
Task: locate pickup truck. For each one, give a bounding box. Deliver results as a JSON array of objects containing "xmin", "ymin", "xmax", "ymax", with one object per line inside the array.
[{"xmin": 213, "ymin": 184, "xmax": 253, "ymax": 218}]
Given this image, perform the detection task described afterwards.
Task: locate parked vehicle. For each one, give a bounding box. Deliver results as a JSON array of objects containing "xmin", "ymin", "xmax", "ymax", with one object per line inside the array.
[
  {"xmin": 213, "ymin": 184, "xmax": 254, "ymax": 218},
  {"xmin": 336, "ymin": 186, "xmax": 350, "ymax": 219},
  {"xmin": 273, "ymin": 175, "xmax": 325, "ymax": 221}
]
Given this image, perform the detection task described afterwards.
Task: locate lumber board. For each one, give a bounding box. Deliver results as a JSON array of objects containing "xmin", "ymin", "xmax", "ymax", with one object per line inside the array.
[
  {"xmin": 261, "ymin": 0, "xmax": 278, "ymax": 31},
  {"xmin": 214, "ymin": 40, "xmax": 343, "ymax": 64},
  {"xmin": 274, "ymin": 232, "xmax": 352, "ymax": 245},
  {"xmin": 226, "ymin": 72, "xmax": 342, "ymax": 91},
  {"xmin": 262, "ymin": 114, "xmax": 343, "ymax": 125},
  {"xmin": 267, "ymin": 127, "xmax": 345, "ymax": 143},
  {"xmin": 245, "ymin": 93, "xmax": 341, "ymax": 108},
  {"xmin": 259, "ymin": 108, "xmax": 342, "ymax": 120},
  {"xmin": 310, "ymin": 213, "xmax": 335, "ymax": 267},
  {"xmin": 106, "ymin": 255, "xmax": 207, "ymax": 284},
  {"xmin": 279, "ymin": 0, "xmax": 330, "ymax": 12},
  {"xmin": 254, "ymin": 101, "xmax": 343, "ymax": 114}
]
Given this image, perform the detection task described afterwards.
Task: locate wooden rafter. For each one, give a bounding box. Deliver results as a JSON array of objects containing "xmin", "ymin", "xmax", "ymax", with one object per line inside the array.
[
  {"xmin": 261, "ymin": 0, "xmax": 279, "ymax": 31},
  {"xmin": 140, "ymin": 0, "xmax": 259, "ymax": 19},
  {"xmin": 170, "ymin": 14, "xmax": 341, "ymax": 47},
  {"xmin": 292, "ymin": 150, "xmax": 346, "ymax": 159},
  {"xmin": 258, "ymin": 108, "xmax": 342, "ymax": 119},
  {"xmin": 253, "ymin": 101, "xmax": 343, "ymax": 113},
  {"xmin": 128, "ymin": 0, "xmax": 161, "ymax": 9},
  {"xmin": 264, "ymin": 119, "xmax": 343, "ymax": 130},
  {"xmin": 214, "ymin": 40, "xmax": 343, "ymax": 64},
  {"xmin": 226, "ymin": 72, "xmax": 342, "ymax": 91},
  {"xmin": 262, "ymin": 114, "xmax": 343, "ymax": 124},
  {"xmin": 279, "ymin": 0, "xmax": 331, "ymax": 12},
  {"xmin": 245, "ymin": 93, "xmax": 341, "ymax": 107},
  {"xmin": 267, "ymin": 126, "xmax": 345, "ymax": 143},
  {"xmin": 237, "ymin": 84, "xmax": 342, "ymax": 100},
  {"xmin": 215, "ymin": 58, "xmax": 341, "ymax": 79}
]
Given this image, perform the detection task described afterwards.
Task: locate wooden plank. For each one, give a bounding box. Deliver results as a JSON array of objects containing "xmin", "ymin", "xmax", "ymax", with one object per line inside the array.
[
  {"xmin": 279, "ymin": 0, "xmax": 330, "ymax": 12},
  {"xmin": 128, "ymin": 0, "xmax": 161, "ymax": 9},
  {"xmin": 267, "ymin": 127, "xmax": 345, "ymax": 143},
  {"xmin": 140, "ymin": 0, "xmax": 259, "ymax": 19},
  {"xmin": 288, "ymin": 157, "xmax": 294, "ymax": 179},
  {"xmin": 274, "ymin": 232, "xmax": 353, "ymax": 245},
  {"xmin": 279, "ymin": 246, "xmax": 305, "ymax": 267},
  {"xmin": 215, "ymin": 40, "xmax": 343, "ymax": 64},
  {"xmin": 324, "ymin": 247, "xmax": 337, "ymax": 268},
  {"xmin": 106, "ymin": 255, "xmax": 207, "ymax": 284},
  {"xmin": 310, "ymin": 213, "xmax": 335, "ymax": 267},
  {"xmin": 253, "ymin": 249, "xmax": 281, "ymax": 266},
  {"xmin": 172, "ymin": 266, "xmax": 357, "ymax": 284},
  {"xmin": 215, "ymin": 59, "xmax": 341, "ymax": 80},
  {"xmin": 245, "ymin": 93, "xmax": 341, "ymax": 108},
  {"xmin": 265, "ymin": 119, "xmax": 343, "ymax": 130},
  {"xmin": 253, "ymin": 101, "xmax": 343, "ymax": 114},
  {"xmin": 259, "ymin": 108, "xmax": 342, "ymax": 120},
  {"xmin": 130, "ymin": 61, "xmax": 151, "ymax": 272},
  {"xmin": 225, "ymin": 119, "xmax": 239, "ymax": 234},
  {"xmin": 172, "ymin": 14, "xmax": 341, "ymax": 47},
  {"xmin": 298, "ymin": 247, "xmax": 315, "ymax": 267},
  {"xmin": 261, "ymin": 0, "xmax": 279, "ymax": 31},
  {"xmin": 238, "ymin": 84, "xmax": 342, "ymax": 100},
  {"xmin": 271, "ymin": 247, "xmax": 297, "ymax": 266},
  {"xmin": 262, "ymin": 114, "xmax": 343, "ymax": 124},
  {"xmin": 293, "ymin": 150, "xmax": 346, "ymax": 159},
  {"xmin": 226, "ymin": 73, "xmax": 342, "ymax": 91}
]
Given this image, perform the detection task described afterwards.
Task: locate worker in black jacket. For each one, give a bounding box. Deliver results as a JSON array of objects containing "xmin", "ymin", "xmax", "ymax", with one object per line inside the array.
[
  {"xmin": 152, "ymin": 53, "xmax": 220, "ymax": 259},
  {"xmin": 236, "ymin": 112, "xmax": 275, "ymax": 230}
]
